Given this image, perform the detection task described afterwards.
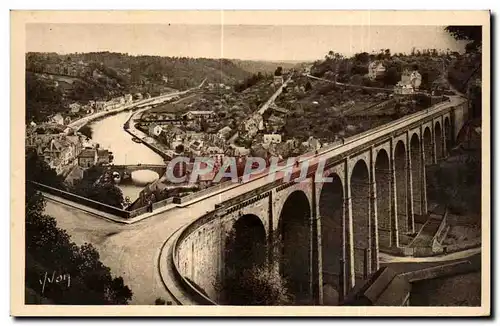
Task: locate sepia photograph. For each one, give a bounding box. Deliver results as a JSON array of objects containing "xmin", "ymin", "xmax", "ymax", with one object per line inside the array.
[{"xmin": 10, "ymin": 10, "xmax": 490, "ymax": 316}]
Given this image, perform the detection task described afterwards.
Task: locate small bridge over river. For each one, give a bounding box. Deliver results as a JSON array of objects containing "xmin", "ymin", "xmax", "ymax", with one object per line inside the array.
[{"xmin": 105, "ymin": 164, "xmax": 167, "ymax": 179}]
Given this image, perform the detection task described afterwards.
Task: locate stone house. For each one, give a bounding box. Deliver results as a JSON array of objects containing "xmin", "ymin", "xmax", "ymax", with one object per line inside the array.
[
  {"xmin": 97, "ymin": 149, "xmax": 112, "ymax": 165},
  {"xmin": 78, "ymin": 149, "xmax": 97, "ymax": 168},
  {"xmin": 263, "ymin": 134, "xmax": 282, "ymax": 144}
]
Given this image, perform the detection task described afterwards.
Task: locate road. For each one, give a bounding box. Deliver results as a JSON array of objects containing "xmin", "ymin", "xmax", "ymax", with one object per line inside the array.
[
  {"xmin": 228, "ymin": 74, "xmax": 293, "ymax": 153},
  {"xmin": 257, "ymin": 74, "xmax": 293, "ymax": 115},
  {"xmin": 68, "ymin": 78, "xmax": 207, "ymax": 131}
]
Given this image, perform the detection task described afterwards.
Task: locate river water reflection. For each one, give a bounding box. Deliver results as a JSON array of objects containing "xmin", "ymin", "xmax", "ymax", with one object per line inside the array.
[{"xmin": 89, "ymin": 111, "xmax": 164, "ymax": 202}]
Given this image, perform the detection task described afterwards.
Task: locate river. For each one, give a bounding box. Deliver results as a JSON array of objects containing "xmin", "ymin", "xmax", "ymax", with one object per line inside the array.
[{"xmin": 89, "ymin": 111, "xmax": 164, "ymax": 202}]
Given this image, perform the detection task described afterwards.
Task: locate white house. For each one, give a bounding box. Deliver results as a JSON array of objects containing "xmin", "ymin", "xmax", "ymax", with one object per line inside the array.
[
  {"xmin": 273, "ymin": 76, "xmax": 284, "ymax": 85},
  {"xmin": 124, "ymin": 94, "xmax": 133, "ymax": 103},
  {"xmin": 368, "ymin": 61, "xmax": 386, "ymax": 80},
  {"xmin": 69, "ymin": 103, "xmax": 81, "ymax": 113},
  {"xmin": 189, "ymin": 139, "xmax": 204, "ymax": 156},
  {"xmin": 263, "ymin": 134, "xmax": 282, "ymax": 144},
  {"xmin": 410, "ymin": 70, "xmax": 422, "ymax": 90},
  {"xmin": 50, "ymin": 113, "xmax": 64, "ymax": 125},
  {"xmin": 148, "ymin": 123, "xmax": 163, "ymax": 137}
]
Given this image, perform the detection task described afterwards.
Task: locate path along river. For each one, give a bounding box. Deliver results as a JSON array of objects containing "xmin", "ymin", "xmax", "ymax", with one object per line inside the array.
[{"xmin": 89, "ymin": 111, "xmax": 164, "ymax": 202}]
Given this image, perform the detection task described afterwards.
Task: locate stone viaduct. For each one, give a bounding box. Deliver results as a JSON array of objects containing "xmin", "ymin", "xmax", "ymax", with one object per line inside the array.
[{"xmin": 173, "ymin": 95, "xmax": 469, "ymax": 306}]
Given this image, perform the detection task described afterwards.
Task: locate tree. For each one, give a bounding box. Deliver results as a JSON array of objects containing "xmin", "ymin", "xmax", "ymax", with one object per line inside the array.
[
  {"xmin": 71, "ymin": 166, "xmax": 125, "ymax": 208},
  {"xmin": 274, "ymin": 66, "xmax": 283, "ymax": 76},
  {"xmin": 175, "ymin": 144, "xmax": 185, "ymax": 153},
  {"xmin": 445, "ymin": 26, "xmax": 482, "ymax": 52},
  {"xmin": 200, "ymin": 117, "xmax": 209, "ymax": 132},
  {"xmin": 79, "ymin": 125, "xmax": 93, "ymax": 139},
  {"xmin": 25, "ymin": 183, "xmax": 133, "ymax": 304},
  {"xmin": 215, "ymin": 226, "xmax": 292, "ymax": 305},
  {"xmin": 354, "ymin": 52, "xmax": 370, "ymax": 64},
  {"xmin": 304, "ymin": 81, "xmax": 312, "ymax": 92},
  {"xmin": 25, "ymin": 149, "xmax": 66, "ymax": 189},
  {"xmin": 383, "ymin": 67, "xmax": 401, "ymax": 86}
]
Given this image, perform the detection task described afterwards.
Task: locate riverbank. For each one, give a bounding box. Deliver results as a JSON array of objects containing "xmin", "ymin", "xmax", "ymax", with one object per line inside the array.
[{"xmin": 123, "ymin": 108, "xmax": 175, "ymax": 160}]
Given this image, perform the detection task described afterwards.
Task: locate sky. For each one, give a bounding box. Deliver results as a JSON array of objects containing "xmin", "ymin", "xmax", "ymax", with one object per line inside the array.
[{"xmin": 26, "ymin": 24, "xmax": 467, "ymax": 61}]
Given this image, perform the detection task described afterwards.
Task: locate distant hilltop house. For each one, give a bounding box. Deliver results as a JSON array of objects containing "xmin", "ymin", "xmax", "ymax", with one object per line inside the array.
[
  {"xmin": 410, "ymin": 70, "xmax": 422, "ymax": 90},
  {"xmin": 394, "ymin": 68, "xmax": 422, "ymax": 95},
  {"xmin": 368, "ymin": 61, "xmax": 386, "ymax": 80}
]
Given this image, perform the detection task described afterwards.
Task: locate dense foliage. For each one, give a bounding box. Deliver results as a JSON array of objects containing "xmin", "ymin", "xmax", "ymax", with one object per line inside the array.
[
  {"xmin": 71, "ymin": 166, "xmax": 125, "ymax": 208},
  {"xmin": 445, "ymin": 26, "xmax": 482, "ymax": 53},
  {"xmin": 216, "ymin": 224, "xmax": 292, "ymax": 305},
  {"xmin": 25, "ymin": 149, "xmax": 66, "ymax": 189},
  {"xmin": 26, "ymin": 72, "xmax": 64, "ymax": 124},
  {"xmin": 79, "ymin": 125, "xmax": 93, "ymax": 139},
  {"xmin": 426, "ymin": 150, "xmax": 481, "ymax": 215},
  {"xmin": 25, "ymin": 52, "xmax": 255, "ymax": 123},
  {"xmin": 234, "ymin": 72, "xmax": 266, "ymax": 92}
]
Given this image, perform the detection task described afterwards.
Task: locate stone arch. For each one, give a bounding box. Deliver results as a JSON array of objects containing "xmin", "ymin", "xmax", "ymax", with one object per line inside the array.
[
  {"xmin": 225, "ymin": 214, "xmax": 267, "ymax": 277},
  {"xmin": 435, "ymin": 121, "xmax": 443, "ymax": 161},
  {"xmin": 375, "ymin": 149, "xmax": 391, "ymax": 249},
  {"xmin": 350, "ymin": 159, "xmax": 370, "ymax": 284},
  {"xmin": 319, "ymin": 173, "xmax": 344, "ymax": 305},
  {"xmin": 279, "ymin": 190, "xmax": 312, "ymax": 304},
  {"xmin": 410, "ymin": 134, "xmax": 423, "ymax": 216},
  {"xmin": 444, "ymin": 117, "xmax": 452, "ymax": 155},
  {"xmin": 423, "ymin": 127, "xmax": 433, "ymax": 165},
  {"xmin": 394, "ymin": 140, "xmax": 408, "ymax": 242}
]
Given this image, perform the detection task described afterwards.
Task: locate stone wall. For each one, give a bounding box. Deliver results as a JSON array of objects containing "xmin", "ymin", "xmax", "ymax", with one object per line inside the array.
[{"xmin": 175, "ymin": 212, "xmax": 228, "ymax": 301}]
